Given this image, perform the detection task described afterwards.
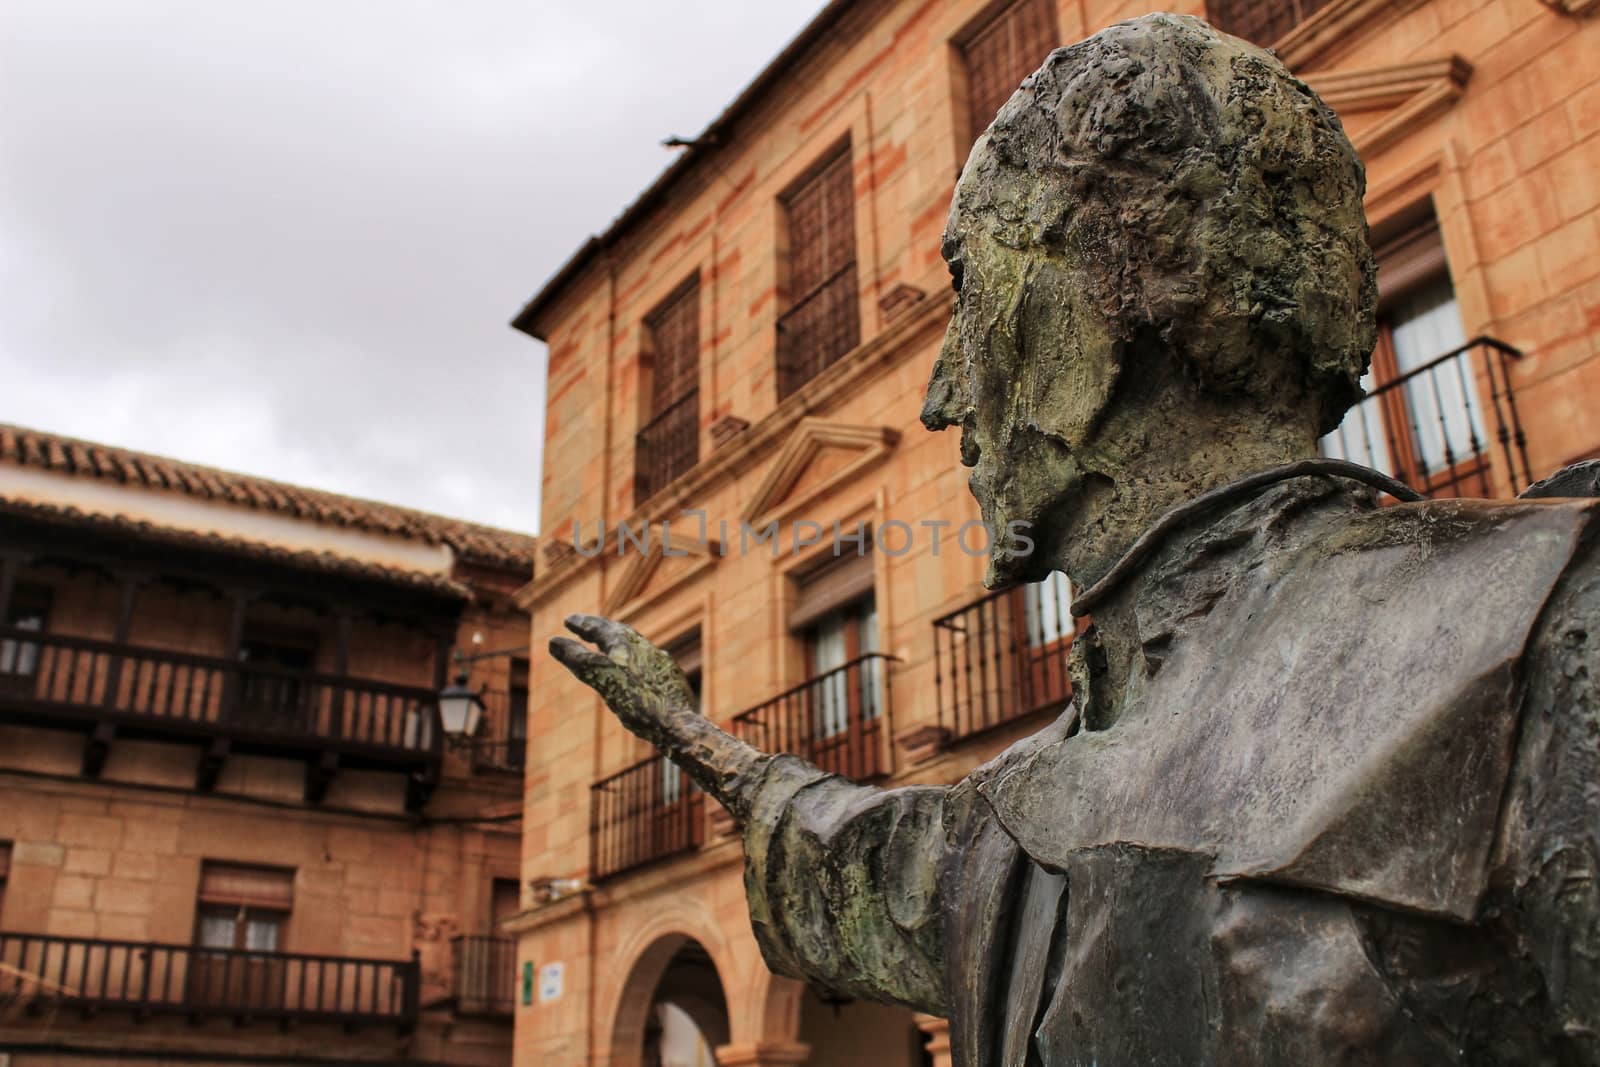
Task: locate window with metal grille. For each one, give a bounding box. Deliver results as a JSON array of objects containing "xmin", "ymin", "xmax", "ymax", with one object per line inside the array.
[
  {"xmin": 777, "ymin": 146, "xmax": 859, "ymax": 399},
  {"xmin": 1318, "ymin": 209, "xmax": 1496, "ymax": 498},
  {"xmin": 636, "ymin": 278, "xmax": 701, "ymax": 504},
  {"xmin": 962, "ymin": 0, "xmax": 1057, "ymax": 144},
  {"xmin": 1208, "ymin": 0, "xmax": 1338, "ymax": 45}
]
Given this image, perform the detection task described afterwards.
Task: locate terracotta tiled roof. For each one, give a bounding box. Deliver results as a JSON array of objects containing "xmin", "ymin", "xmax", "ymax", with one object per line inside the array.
[
  {"xmin": 0, "ymin": 423, "xmax": 535, "ymax": 573},
  {"xmin": 0, "ymin": 497, "xmax": 471, "ymax": 598}
]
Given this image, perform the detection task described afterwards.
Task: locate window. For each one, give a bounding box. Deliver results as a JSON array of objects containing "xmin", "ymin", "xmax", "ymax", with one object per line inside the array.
[
  {"xmin": 506, "ymin": 657, "xmax": 529, "ymax": 771},
  {"xmin": 777, "ymin": 146, "xmax": 859, "ymax": 398},
  {"xmin": 236, "ymin": 627, "xmax": 317, "ymax": 729},
  {"xmin": 961, "ymin": 0, "xmax": 1058, "ymax": 144},
  {"xmin": 791, "ymin": 552, "xmax": 879, "ymax": 740},
  {"xmin": 636, "ymin": 277, "xmax": 701, "ymax": 504},
  {"xmin": 194, "ymin": 862, "xmax": 294, "ymax": 951},
  {"xmin": 1, "ymin": 582, "xmax": 51, "ymax": 687},
  {"xmin": 490, "ymin": 877, "xmax": 521, "ymax": 927},
  {"xmin": 1318, "ymin": 213, "xmax": 1484, "ymax": 496},
  {"xmin": 1207, "ymin": 0, "xmax": 1338, "ymax": 46},
  {"xmin": 659, "ymin": 632, "xmax": 702, "ymax": 804},
  {"xmin": 190, "ymin": 862, "xmax": 293, "ymax": 1009},
  {"xmin": 1022, "ymin": 572, "xmax": 1073, "ymax": 648}
]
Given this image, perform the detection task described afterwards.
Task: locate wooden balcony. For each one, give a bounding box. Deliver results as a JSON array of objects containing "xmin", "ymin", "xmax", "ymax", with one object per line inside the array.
[
  {"xmin": 730, "ymin": 654, "xmax": 893, "ymax": 782},
  {"xmin": 589, "ymin": 755, "xmax": 703, "ymax": 882},
  {"xmin": 933, "ymin": 587, "xmax": 1075, "ymax": 745},
  {"xmin": 449, "ymin": 935, "xmax": 516, "ymax": 1018},
  {"xmin": 0, "ymin": 626, "xmax": 443, "ymax": 809},
  {"xmin": 0, "ymin": 931, "xmax": 418, "ymax": 1028}
]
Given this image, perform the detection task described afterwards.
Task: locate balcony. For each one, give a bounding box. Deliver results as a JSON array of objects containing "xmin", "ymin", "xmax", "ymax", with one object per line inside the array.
[
  {"xmin": 0, "ymin": 627, "xmax": 443, "ymax": 808},
  {"xmin": 0, "ymin": 931, "xmax": 418, "ymax": 1028},
  {"xmin": 635, "ymin": 388, "xmax": 700, "ymax": 504},
  {"xmin": 932, "ymin": 587, "xmax": 1074, "ymax": 745},
  {"xmin": 730, "ymin": 654, "xmax": 892, "ymax": 782},
  {"xmin": 449, "ymin": 935, "xmax": 516, "ymax": 1018},
  {"xmin": 1319, "ymin": 336, "xmax": 1532, "ymax": 499},
  {"xmin": 590, "ymin": 755, "xmax": 704, "ymax": 882},
  {"xmin": 776, "ymin": 262, "xmax": 860, "ymax": 399}
]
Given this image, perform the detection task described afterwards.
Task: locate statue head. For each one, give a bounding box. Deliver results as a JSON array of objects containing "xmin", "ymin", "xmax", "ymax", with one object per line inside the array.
[{"xmin": 921, "ymin": 13, "xmax": 1376, "ymax": 589}]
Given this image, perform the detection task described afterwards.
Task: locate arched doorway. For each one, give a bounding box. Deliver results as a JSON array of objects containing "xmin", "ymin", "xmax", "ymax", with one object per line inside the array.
[
  {"xmin": 610, "ymin": 934, "xmax": 730, "ymax": 1067},
  {"xmin": 797, "ymin": 985, "xmax": 928, "ymax": 1067}
]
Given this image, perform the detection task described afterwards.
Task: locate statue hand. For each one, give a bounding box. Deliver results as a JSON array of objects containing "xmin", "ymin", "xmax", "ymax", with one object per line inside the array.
[{"xmin": 549, "ymin": 613, "xmax": 771, "ymax": 820}]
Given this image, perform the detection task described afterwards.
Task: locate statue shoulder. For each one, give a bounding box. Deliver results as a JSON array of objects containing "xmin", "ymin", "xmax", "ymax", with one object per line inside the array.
[{"xmin": 1520, "ymin": 460, "xmax": 1600, "ymax": 500}]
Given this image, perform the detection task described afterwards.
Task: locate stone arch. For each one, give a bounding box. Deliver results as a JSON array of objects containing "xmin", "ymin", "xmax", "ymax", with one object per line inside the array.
[
  {"xmin": 603, "ymin": 906, "xmax": 737, "ymax": 1067},
  {"xmin": 747, "ymin": 967, "xmax": 807, "ymax": 1049}
]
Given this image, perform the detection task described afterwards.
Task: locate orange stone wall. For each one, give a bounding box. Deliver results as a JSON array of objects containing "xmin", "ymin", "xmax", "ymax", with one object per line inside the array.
[
  {"xmin": 0, "ymin": 558, "xmax": 527, "ymax": 1065},
  {"xmin": 517, "ymin": 1, "xmax": 1600, "ymax": 1064}
]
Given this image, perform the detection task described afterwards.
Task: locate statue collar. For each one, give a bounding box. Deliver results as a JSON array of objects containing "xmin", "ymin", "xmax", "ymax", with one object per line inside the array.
[{"xmin": 1072, "ymin": 458, "xmax": 1422, "ymax": 617}]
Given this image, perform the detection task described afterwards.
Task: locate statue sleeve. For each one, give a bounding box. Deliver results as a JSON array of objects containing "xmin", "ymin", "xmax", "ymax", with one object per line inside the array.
[{"xmin": 741, "ymin": 755, "xmax": 948, "ymax": 1016}]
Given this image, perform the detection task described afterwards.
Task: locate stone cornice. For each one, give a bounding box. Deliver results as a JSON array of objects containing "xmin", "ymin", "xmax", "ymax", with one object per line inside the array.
[
  {"xmin": 1274, "ymin": 0, "xmax": 1430, "ymax": 72},
  {"xmin": 1303, "ymin": 55, "xmax": 1473, "ymax": 157},
  {"xmin": 518, "ymin": 292, "xmax": 952, "ymax": 611}
]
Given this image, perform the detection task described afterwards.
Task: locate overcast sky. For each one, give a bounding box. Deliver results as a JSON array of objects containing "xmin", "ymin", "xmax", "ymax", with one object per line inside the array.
[{"xmin": 0, "ymin": 0, "xmax": 824, "ymax": 534}]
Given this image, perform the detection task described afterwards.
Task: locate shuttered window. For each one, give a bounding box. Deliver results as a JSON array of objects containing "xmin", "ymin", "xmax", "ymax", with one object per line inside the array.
[
  {"xmin": 195, "ymin": 862, "xmax": 293, "ymax": 953},
  {"xmin": 637, "ymin": 278, "xmax": 701, "ymax": 503},
  {"xmin": 777, "ymin": 147, "xmax": 859, "ymax": 399},
  {"xmin": 1207, "ymin": 0, "xmax": 1337, "ymax": 46},
  {"xmin": 962, "ymin": 0, "xmax": 1057, "ymax": 143},
  {"xmin": 198, "ymin": 862, "xmax": 295, "ymax": 912}
]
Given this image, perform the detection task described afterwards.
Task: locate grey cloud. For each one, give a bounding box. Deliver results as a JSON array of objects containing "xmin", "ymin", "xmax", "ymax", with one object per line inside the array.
[{"xmin": 0, "ymin": 0, "xmax": 823, "ymax": 532}]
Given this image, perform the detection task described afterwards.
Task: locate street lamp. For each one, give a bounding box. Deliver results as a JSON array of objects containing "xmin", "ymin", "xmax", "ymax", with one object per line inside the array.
[
  {"xmin": 437, "ymin": 638, "xmax": 529, "ymax": 749},
  {"xmin": 438, "ymin": 670, "xmax": 485, "ymax": 741}
]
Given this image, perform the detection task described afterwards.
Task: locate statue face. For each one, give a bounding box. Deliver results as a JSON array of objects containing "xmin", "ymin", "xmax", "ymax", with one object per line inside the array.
[{"xmin": 921, "ymin": 156, "xmax": 1120, "ymax": 588}]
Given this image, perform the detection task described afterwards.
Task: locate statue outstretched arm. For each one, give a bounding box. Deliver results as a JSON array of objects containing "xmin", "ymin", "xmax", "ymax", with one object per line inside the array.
[
  {"xmin": 550, "ymin": 614, "xmax": 949, "ymax": 1014},
  {"xmin": 549, "ymin": 613, "xmax": 772, "ymax": 820}
]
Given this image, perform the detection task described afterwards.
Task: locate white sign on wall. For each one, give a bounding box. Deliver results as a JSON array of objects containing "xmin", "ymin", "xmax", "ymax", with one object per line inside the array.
[{"xmin": 539, "ymin": 961, "xmax": 565, "ymax": 1003}]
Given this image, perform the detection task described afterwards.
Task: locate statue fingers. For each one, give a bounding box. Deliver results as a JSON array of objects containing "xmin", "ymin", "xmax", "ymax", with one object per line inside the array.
[{"xmin": 563, "ymin": 613, "xmax": 642, "ymax": 663}]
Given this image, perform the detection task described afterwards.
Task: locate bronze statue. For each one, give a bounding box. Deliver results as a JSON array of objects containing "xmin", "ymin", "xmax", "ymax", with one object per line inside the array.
[{"xmin": 552, "ymin": 14, "xmax": 1600, "ymax": 1064}]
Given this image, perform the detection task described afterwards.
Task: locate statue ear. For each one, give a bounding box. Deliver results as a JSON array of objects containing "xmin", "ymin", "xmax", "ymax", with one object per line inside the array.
[{"xmin": 1017, "ymin": 255, "xmax": 1120, "ymax": 451}]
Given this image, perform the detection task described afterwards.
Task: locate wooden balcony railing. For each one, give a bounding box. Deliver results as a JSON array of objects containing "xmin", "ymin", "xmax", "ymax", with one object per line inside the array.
[
  {"xmin": 1319, "ymin": 336, "xmax": 1532, "ymax": 499},
  {"xmin": 730, "ymin": 654, "xmax": 893, "ymax": 782},
  {"xmin": 590, "ymin": 755, "xmax": 704, "ymax": 882},
  {"xmin": 451, "ymin": 935, "xmax": 516, "ymax": 1017},
  {"xmin": 635, "ymin": 388, "xmax": 700, "ymax": 504},
  {"xmin": 0, "ymin": 627, "xmax": 443, "ymax": 769},
  {"xmin": 776, "ymin": 262, "xmax": 860, "ymax": 399},
  {"xmin": 0, "ymin": 931, "xmax": 418, "ymax": 1027},
  {"xmin": 933, "ymin": 587, "xmax": 1074, "ymax": 744}
]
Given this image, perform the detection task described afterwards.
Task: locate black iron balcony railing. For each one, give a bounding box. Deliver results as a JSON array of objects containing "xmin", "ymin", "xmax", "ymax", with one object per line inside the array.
[
  {"xmin": 0, "ymin": 932, "xmax": 418, "ymax": 1027},
  {"xmin": 0, "ymin": 627, "xmax": 443, "ymax": 767},
  {"xmin": 730, "ymin": 654, "xmax": 893, "ymax": 782},
  {"xmin": 1319, "ymin": 336, "xmax": 1531, "ymax": 499},
  {"xmin": 450, "ymin": 935, "xmax": 516, "ymax": 1017},
  {"xmin": 776, "ymin": 262, "xmax": 860, "ymax": 399},
  {"xmin": 934, "ymin": 587, "xmax": 1075, "ymax": 744},
  {"xmin": 635, "ymin": 388, "xmax": 700, "ymax": 504},
  {"xmin": 590, "ymin": 754, "xmax": 703, "ymax": 882}
]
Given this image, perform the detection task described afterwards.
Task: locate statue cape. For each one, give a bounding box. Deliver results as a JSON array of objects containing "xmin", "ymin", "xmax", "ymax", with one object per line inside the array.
[{"xmin": 976, "ymin": 495, "xmax": 1600, "ymax": 920}]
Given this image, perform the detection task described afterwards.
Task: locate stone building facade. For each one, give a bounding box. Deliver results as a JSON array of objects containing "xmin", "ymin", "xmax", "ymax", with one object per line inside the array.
[
  {"xmin": 511, "ymin": 1, "xmax": 1600, "ymax": 1064},
  {"xmin": 0, "ymin": 423, "xmax": 533, "ymax": 1067}
]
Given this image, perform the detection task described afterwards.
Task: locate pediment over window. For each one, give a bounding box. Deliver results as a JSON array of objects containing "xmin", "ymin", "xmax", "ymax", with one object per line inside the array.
[
  {"xmin": 603, "ymin": 527, "xmax": 719, "ymax": 620},
  {"xmin": 742, "ymin": 419, "xmax": 899, "ymax": 526},
  {"xmin": 1303, "ymin": 56, "xmax": 1473, "ymax": 157}
]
